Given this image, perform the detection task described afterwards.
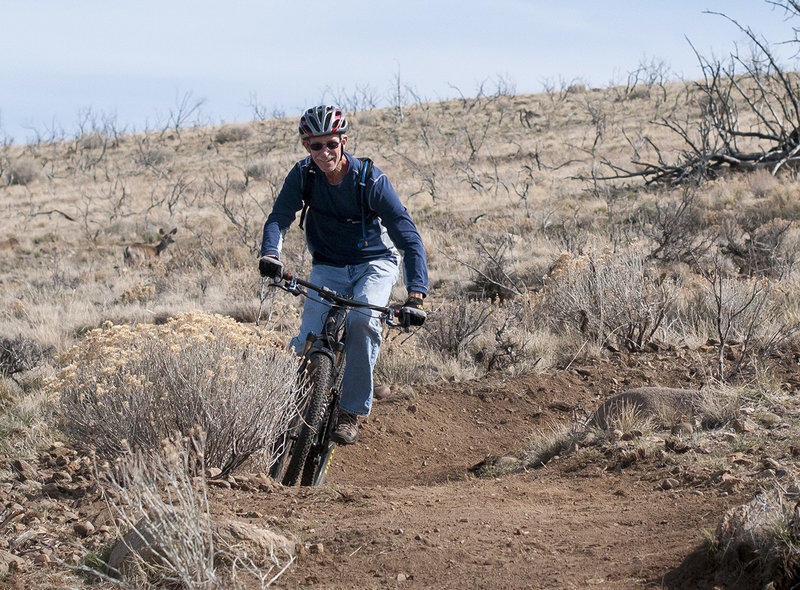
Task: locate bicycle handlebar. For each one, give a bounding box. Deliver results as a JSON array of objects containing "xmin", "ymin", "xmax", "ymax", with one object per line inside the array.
[{"xmin": 270, "ymin": 271, "xmax": 411, "ymax": 327}]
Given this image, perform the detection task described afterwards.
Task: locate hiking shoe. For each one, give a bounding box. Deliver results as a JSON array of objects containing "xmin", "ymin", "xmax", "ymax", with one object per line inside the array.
[{"xmin": 332, "ymin": 411, "xmax": 359, "ymax": 445}]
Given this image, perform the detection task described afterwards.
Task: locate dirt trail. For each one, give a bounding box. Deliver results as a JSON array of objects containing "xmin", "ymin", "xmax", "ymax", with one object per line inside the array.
[
  {"xmin": 0, "ymin": 354, "xmax": 764, "ymax": 589},
  {"xmin": 215, "ymin": 361, "xmax": 751, "ymax": 589}
]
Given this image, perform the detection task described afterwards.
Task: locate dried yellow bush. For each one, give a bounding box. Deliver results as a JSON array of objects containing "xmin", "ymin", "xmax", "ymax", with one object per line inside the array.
[
  {"xmin": 119, "ymin": 284, "xmax": 156, "ymax": 304},
  {"xmin": 50, "ymin": 311, "xmax": 301, "ymax": 474}
]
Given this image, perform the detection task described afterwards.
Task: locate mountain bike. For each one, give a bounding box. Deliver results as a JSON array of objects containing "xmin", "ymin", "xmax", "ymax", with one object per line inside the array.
[{"xmin": 267, "ymin": 271, "xmax": 423, "ymax": 487}]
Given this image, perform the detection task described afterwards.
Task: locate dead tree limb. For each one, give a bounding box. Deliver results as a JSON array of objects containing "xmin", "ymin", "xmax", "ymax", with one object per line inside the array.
[{"xmin": 587, "ymin": 7, "xmax": 800, "ymax": 187}]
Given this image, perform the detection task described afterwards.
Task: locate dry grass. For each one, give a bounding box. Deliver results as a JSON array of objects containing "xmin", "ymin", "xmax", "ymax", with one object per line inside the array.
[
  {"xmin": 520, "ymin": 422, "xmax": 585, "ymax": 470},
  {"xmin": 88, "ymin": 434, "xmax": 294, "ymax": 588},
  {"xmin": 712, "ymin": 478, "xmax": 800, "ymax": 588},
  {"xmin": 0, "ymin": 80, "xmax": 797, "ymax": 453}
]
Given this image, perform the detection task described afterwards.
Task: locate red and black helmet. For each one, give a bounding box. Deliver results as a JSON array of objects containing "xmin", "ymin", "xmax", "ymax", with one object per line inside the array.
[{"xmin": 298, "ymin": 105, "xmax": 349, "ymax": 138}]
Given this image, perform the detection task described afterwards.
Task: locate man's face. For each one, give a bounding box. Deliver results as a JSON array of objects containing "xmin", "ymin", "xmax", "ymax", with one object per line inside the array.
[{"xmin": 303, "ymin": 134, "xmax": 347, "ymax": 174}]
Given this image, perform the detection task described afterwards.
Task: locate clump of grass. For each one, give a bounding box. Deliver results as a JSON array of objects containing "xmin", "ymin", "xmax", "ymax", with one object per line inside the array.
[
  {"xmin": 50, "ymin": 311, "xmax": 301, "ymax": 474},
  {"xmin": 374, "ymin": 339, "xmax": 460, "ymax": 386},
  {"xmin": 118, "ymin": 284, "xmax": 156, "ymax": 305},
  {"xmin": 712, "ymin": 479, "xmax": 800, "ymax": 588},
  {"xmin": 0, "ymin": 377, "xmax": 58, "ymax": 457},
  {"xmin": 695, "ymin": 386, "xmax": 745, "ymax": 429},
  {"xmin": 595, "ymin": 398, "xmax": 655, "ymax": 438},
  {"xmin": 520, "ymin": 422, "xmax": 585, "ymax": 470}
]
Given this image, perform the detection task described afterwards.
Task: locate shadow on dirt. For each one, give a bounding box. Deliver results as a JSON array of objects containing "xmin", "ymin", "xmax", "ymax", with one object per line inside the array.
[{"xmin": 659, "ymin": 544, "xmax": 775, "ymax": 590}]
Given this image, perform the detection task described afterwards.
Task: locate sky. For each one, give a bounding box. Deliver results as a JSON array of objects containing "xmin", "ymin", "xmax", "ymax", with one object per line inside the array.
[{"xmin": 1, "ymin": 0, "xmax": 798, "ymax": 144}]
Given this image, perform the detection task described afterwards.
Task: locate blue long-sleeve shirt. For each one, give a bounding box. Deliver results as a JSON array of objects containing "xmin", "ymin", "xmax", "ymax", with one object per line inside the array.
[{"xmin": 260, "ymin": 153, "xmax": 428, "ymax": 296}]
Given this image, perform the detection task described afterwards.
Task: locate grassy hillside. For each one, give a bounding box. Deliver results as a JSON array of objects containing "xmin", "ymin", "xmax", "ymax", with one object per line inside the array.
[
  {"xmin": 2, "ymin": 78, "xmax": 798, "ymax": 374},
  {"xmin": 1, "ymin": 75, "xmax": 800, "ymax": 586}
]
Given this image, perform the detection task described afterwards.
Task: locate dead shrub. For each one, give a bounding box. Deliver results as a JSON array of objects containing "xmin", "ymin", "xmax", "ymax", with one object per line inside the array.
[
  {"xmin": 420, "ymin": 292, "xmax": 492, "ymax": 359},
  {"xmin": 465, "ymin": 238, "xmax": 526, "ymax": 301},
  {"xmin": 77, "ymin": 132, "xmax": 108, "ymax": 151},
  {"xmin": 695, "ymin": 260, "xmax": 800, "ymax": 380},
  {"xmin": 244, "ymin": 159, "xmax": 272, "ymax": 182},
  {"xmin": 135, "ymin": 147, "xmax": 171, "ymax": 169},
  {"xmin": 722, "ymin": 216, "xmax": 796, "ymax": 279},
  {"xmin": 634, "ymin": 188, "xmax": 713, "ymax": 264},
  {"xmin": 540, "ymin": 249, "xmax": 680, "ymax": 352},
  {"xmin": 0, "ymin": 336, "xmax": 50, "ymax": 377},
  {"xmin": 214, "ymin": 125, "xmax": 253, "ymax": 144},
  {"xmin": 473, "ymin": 298, "xmax": 540, "ymax": 373},
  {"xmin": 51, "ymin": 311, "xmax": 301, "ymax": 474},
  {"xmin": 6, "ymin": 160, "xmax": 40, "ymax": 186},
  {"xmin": 92, "ymin": 433, "xmax": 294, "ymax": 588}
]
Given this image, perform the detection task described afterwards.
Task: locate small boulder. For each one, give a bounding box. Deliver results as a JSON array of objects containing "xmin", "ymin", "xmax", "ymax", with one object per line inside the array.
[
  {"xmin": 10, "ymin": 459, "xmax": 38, "ymax": 482},
  {"xmin": 661, "ymin": 478, "xmax": 680, "ymax": 490},
  {"xmin": 373, "ymin": 384, "xmax": 392, "ymax": 400},
  {"xmin": 0, "ymin": 549, "xmax": 27, "ymax": 574},
  {"xmin": 107, "ymin": 514, "xmax": 295, "ymax": 579},
  {"xmin": 731, "ymin": 418, "xmax": 757, "ymax": 434},
  {"xmin": 73, "ymin": 521, "xmax": 96, "ymax": 538}
]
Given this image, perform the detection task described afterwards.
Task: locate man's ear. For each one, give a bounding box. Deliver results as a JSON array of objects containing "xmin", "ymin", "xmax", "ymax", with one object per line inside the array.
[{"xmin": 301, "ymin": 139, "xmax": 311, "ymax": 154}]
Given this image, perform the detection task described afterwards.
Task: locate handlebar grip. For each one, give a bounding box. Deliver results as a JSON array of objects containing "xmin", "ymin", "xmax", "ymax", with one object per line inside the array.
[
  {"xmin": 399, "ymin": 306, "xmax": 426, "ymax": 327},
  {"xmin": 259, "ymin": 256, "xmax": 284, "ymax": 281}
]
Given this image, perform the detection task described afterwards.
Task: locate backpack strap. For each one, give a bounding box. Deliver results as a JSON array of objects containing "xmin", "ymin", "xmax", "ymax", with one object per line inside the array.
[
  {"xmin": 356, "ymin": 158, "xmax": 373, "ymax": 249},
  {"xmin": 298, "ymin": 162, "xmax": 317, "ymax": 230}
]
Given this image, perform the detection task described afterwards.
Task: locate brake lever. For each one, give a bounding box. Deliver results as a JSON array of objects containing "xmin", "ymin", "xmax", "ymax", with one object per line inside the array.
[
  {"xmin": 387, "ymin": 309, "xmax": 412, "ymax": 333},
  {"xmin": 270, "ymin": 275, "xmax": 306, "ymax": 297}
]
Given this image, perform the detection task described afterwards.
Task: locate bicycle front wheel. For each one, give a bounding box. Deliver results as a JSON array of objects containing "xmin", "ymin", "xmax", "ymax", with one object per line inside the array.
[{"xmin": 282, "ymin": 351, "xmax": 333, "ymax": 486}]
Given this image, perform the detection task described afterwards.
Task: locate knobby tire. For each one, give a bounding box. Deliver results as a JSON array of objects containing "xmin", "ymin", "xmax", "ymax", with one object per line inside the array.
[
  {"xmin": 300, "ymin": 355, "xmax": 345, "ymax": 486},
  {"xmin": 281, "ymin": 352, "xmax": 333, "ymax": 486}
]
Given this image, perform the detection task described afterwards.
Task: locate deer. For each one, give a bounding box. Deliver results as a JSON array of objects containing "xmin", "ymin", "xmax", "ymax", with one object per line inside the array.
[
  {"xmin": 0, "ymin": 237, "xmax": 19, "ymax": 251},
  {"xmin": 123, "ymin": 228, "xmax": 177, "ymax": 266}
]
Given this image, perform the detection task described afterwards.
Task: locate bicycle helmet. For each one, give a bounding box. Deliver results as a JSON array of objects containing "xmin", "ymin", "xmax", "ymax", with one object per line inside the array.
[{"xmin": 299, "ymin": 105, "xmax": 349, "ymax": 138}]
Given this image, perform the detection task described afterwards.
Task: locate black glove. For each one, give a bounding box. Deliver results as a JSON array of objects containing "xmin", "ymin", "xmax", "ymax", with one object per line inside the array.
[
  {"xmin": 258, "ymin": 256, "xmax": 284, "ymax": 281},
  {"xmin": 399, "ymin": 296, "xmax": 426, "ymax": 327}
]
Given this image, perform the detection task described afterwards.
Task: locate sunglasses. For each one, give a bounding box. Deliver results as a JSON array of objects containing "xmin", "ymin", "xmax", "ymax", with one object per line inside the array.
[{"xmin": 308, "ymin": 140, "xmax": 341, "ymax": 151}]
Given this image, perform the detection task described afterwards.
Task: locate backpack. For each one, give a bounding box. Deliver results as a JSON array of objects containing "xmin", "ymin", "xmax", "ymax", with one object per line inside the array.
[{"xmin": 298, "ymin": 158, "xmax": 374, "ymax": 242}]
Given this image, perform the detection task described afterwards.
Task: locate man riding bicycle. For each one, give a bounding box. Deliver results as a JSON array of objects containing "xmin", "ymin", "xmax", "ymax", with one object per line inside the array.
[{"xmin": 259, "ymin": 105, "xmax": 428, "ymax": 445}]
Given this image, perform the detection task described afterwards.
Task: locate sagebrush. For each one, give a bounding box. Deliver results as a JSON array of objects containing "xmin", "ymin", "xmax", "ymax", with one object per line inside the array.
[{"xmin": 51, "ymin": 311, "xmax": 301, "ymax": 474}]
